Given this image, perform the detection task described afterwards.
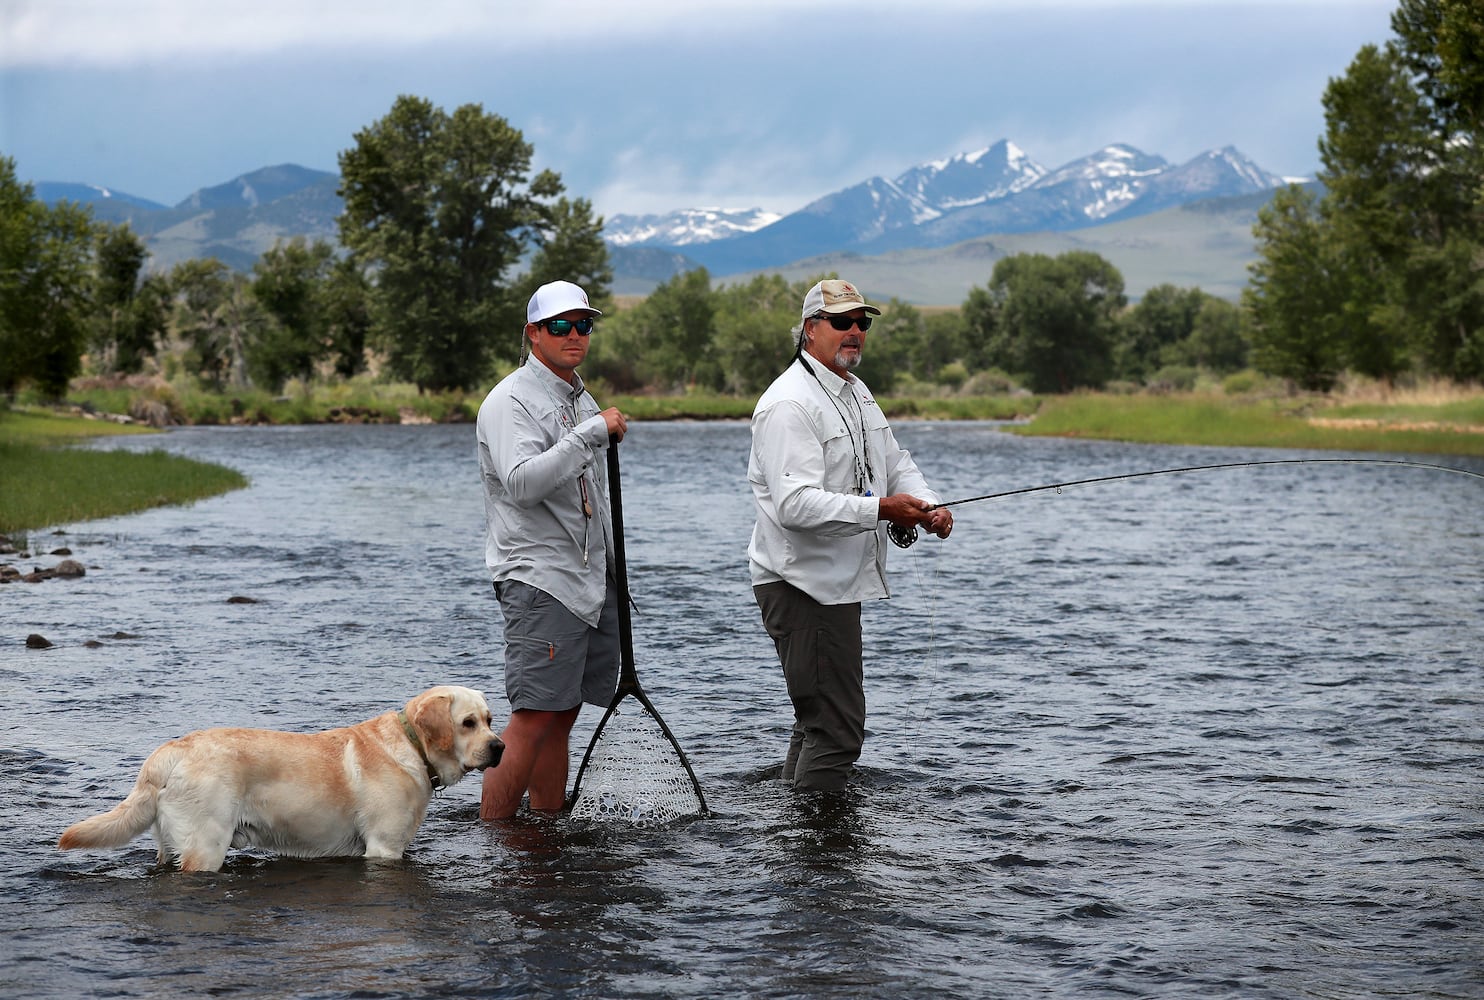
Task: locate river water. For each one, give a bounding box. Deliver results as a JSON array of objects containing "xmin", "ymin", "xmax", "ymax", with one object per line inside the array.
[{"xmin": 3, "ymin": 421, "xmax": 1481, "ymax": 999}]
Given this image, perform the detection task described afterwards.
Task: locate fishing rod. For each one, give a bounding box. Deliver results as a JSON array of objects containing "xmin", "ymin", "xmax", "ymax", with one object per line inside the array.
[{"xmin": 887, "ymin": 457, "xmax": 1484, "ymax": 548}]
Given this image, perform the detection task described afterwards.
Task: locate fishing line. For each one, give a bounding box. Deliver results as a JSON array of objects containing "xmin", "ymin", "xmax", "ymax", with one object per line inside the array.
[
  {"xmin": 887, "ymin": 458, "xmax": 1484, "ymax": 548},
  {"xmin": 902, "ymin": 533, "xmax": 944, "ymax": 721}
]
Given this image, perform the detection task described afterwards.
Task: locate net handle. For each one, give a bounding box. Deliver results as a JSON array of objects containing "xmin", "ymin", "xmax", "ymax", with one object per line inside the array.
[
  {"xmin": 608, "ymin": 435, "xmax": 640, "ymax": 695},
  {"xmin": 568, "ymin": 436, "xmax": 708, "ymax": 814}
]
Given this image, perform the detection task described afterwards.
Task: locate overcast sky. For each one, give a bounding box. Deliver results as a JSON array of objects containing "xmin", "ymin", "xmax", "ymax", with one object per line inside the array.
[{"xmin": 2, "ymin": 0, "xmax": 1396, "ymax": 217}]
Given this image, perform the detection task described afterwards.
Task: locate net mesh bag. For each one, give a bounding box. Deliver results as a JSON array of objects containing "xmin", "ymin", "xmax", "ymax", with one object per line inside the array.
[{"xmin": 569, "ymin": 705, "xmax": 705, "ymax": 827}]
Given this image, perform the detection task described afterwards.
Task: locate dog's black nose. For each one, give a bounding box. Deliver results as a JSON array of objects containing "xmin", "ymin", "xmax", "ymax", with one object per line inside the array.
[{"xmin": 488, "ymin": 739, "xmax": 504, "ymax": 768}]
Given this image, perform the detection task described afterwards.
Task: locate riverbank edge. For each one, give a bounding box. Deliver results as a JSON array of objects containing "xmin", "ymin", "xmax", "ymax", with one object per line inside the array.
[{"xmin": 5, "ymin": 388, "xmax": 1481, "ymax": 534}]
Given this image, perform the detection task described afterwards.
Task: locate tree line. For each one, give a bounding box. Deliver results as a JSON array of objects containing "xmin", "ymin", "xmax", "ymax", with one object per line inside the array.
[
  {"xmin": 2, "ymin": 0, "xmax": 1477, "ymax": 404},
  {"xmin": 1244, "ymin": 0, "xmax": 1482, "ymax": 389}
]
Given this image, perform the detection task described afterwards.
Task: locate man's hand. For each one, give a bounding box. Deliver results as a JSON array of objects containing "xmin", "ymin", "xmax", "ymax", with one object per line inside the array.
[
  {"xmin": 878, "ymin": 494, "xmax": 953, "ymax": 539},
  {"xmin": 601, "ymin": 407, "xmax": 628, "ymax": 442}
]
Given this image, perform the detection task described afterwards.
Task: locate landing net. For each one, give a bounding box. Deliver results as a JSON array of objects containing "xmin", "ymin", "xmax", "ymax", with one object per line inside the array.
[{"xmin": 568, "ymin": 704, "xmax": 705, "ymax": 827}]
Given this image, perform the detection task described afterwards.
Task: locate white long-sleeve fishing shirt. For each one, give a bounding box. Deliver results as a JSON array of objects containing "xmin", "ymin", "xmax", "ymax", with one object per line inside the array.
[
  {"xmin": 748, "ymin": 352, "xmax": 939, "ymax": 605},
  {"xmin": 477, "ymin": 358, "xmax": 614, "ymax": 626}
]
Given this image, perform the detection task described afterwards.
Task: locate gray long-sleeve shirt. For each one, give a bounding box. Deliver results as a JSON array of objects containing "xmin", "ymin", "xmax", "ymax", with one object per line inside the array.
[{"xmin": 477, "ymin": 358, "xmax": 614, "ymax": 626}]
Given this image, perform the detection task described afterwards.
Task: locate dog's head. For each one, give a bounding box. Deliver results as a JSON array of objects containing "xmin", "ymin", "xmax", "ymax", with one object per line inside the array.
[{"xmin": 405, "ymin": 685, "xmax": 504, "ymax": 787}]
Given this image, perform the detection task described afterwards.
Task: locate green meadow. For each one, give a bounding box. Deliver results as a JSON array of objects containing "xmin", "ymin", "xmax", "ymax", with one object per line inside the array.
[{"xmin": 1019, "ymin": 389, "xmax": 1484, "ymax": 457}]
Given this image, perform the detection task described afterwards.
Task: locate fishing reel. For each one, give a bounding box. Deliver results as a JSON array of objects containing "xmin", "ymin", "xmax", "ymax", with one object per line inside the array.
[{"xmin": 887, "ymin": 523, "xmax": 918, "ymax": 549}]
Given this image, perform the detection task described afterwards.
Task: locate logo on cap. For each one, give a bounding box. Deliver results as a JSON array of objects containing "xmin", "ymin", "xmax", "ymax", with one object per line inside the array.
[{"xmin": 821, "ymin": 280, "xmax": 863, "ymax": 306}]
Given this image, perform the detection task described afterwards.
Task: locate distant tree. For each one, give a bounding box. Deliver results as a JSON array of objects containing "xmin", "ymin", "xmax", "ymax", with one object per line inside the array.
[
  {"xmin": 1248, "ymin": 1, "xmax": 1484, "ymax": 383},
  {"xmin": 606, "ymin": 267, "xmax": 718, "ymax": 390},
  {"xmin": 970, "ymin": 251, "xmax": 1124, "ymax": 393},
  {"xmin": 709, "ymin": 273, "xmax": 801, "ymax": 396},
  {"xmin": 171, "ymin": 259, "xmax": 265, "ymax": 390},
  {"xmin": 960, "ymin": 283, "xmax": 1001, "ymax": 374},
  {"xmin": 90, "ymin": 223, "xmax": 163, "ymax": 375},
  {"xmin": 249, "ymin": 237, "xmax": 337, "ymax": 391},
  {"xmin": 920, "ymin": 308, "xmax": 970, "ymax": 381},
  {"xmin": 1244, "ymin": 186, "xmax": 1345, "ymax": 390},
  {"xmin": 518, "ymin": 197, "xmax": 614, "ymax": 322},
  {"xmin": 1117, "ymin": 284, "xmax": 1205, "ymax": 382},
  {"xmin": 0, "ymin": 157, "xmax": 97, "ymax": 398},
  {"xmin": 322, "ymin": 256, "xmax": 372, "ymax": 379},
  {"xmin": 1176, "ymin": 297, "xmax": 1249, "ymax": 374},
  {"xmin": 1317, "ymin": 42, "xmax": 1427, "ymax": 380},
  {"xmin": 337, "ymin": 95, "xmax": 562, "ymax": 392},
  {"xmin": 128, "ymin": 274, "xmax": 172, "ymax": 374},
  {"xmin": 853, "ymin": 297, "xmax": 918, "ymax": 395}
]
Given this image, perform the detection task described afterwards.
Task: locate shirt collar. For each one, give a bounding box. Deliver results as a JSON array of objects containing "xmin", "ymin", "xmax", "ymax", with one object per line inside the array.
[
  {"xmin": 798, "ymin": 350, "xmax": 853, "ymax": 396},
  {"xmin": 524, "ymin": 354, "xmax": 585, "ymax": 398}
]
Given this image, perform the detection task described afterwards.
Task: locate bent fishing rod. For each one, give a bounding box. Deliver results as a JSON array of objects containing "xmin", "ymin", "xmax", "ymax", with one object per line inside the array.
[{"xmin": 888, "ymin": 457, "xmax": 1484, "ymax": 548}]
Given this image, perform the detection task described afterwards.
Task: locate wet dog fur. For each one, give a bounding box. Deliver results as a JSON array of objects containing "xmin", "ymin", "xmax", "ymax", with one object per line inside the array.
[{"xmin": 58, "ymin": 685, "xmax": 503, "ymax": 871}]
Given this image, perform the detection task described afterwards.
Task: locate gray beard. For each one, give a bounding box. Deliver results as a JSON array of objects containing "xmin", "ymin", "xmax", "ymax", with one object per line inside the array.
[{"xmin": 834, "ymin": 351, "xmax": 861, "ymax": 371}]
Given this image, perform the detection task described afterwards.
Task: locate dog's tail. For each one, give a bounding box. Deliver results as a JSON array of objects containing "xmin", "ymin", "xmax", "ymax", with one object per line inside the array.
[{"xmin": 58, "ymin": 745, "xmax": 174, "ymax": 851}]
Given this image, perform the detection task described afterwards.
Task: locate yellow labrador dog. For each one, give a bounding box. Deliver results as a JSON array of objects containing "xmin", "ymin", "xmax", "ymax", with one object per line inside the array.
[{"xmin": 59, "ymin": 685, "xmax": 503, "ymax": 871}]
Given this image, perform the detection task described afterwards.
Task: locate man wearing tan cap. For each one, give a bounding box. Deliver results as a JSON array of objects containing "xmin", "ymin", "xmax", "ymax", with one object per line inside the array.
[
  {"xmin": 748, "ymin": 278, "xmax": 953, "ymax": 792},
  {"xmin": 476, "ymin": 279, "xmax": 629, "ymax": 819}
]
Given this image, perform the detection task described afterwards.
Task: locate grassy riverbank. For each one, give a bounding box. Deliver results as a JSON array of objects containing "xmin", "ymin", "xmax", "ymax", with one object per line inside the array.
[
  {"xmin": 1020, "ymin": 386, "xmax": 1484, "ymax": 456},
  {"xmin": 6, "ymin": 374, "xmax": 1479, "ymax": 535},
  {"xmin": 0, "ymin": 410, "xmax": 249, "ymax": 535}
]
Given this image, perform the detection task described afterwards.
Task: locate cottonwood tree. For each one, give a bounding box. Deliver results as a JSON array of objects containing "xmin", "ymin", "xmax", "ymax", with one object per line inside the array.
[
  {"xmin": 709, "ymin": 273, "xmax": 801, "ymax": 396},
  {"xmin": 967, "ymin": 251, "xmax": 1124, "ymax": 393},
  {"xmin": 337, "ymin": 95, "xmax": 562, "ymax": 392},
  {"xmin": 600, "ymin": 267, "xmax": 718, "ymax": 391},
  {"xmin": 1177, "ymin": 297, "xmax": 1248, "ymax": 374},
  {"xmin": 1116, "ymin": 284, "xmax": 1206, "ymax": 382},
  {"xmin": 1247, "ymin": 0, "xmax": 1484, "ymax": 384},
  {"xmin": 249, "ymin": 237, "xmax": 337, "ymax": 391},
  {"xmin": 1245, "ymin": 186, "xmax": 1345, "ymax": 390},
  {"xmin": 170, "ymin": 259, "xmax": 265, "ymax": 390},
  {"xmin": 517, "ymin": 197, "xmax": 614, "ymax": 319},
  {"xmin": 0, "ymin": 158, "xmax": 97, "ymax": 398},
  {"xmin": 91, "ymin": 224, "xmax": 168, "ymax": 375}
]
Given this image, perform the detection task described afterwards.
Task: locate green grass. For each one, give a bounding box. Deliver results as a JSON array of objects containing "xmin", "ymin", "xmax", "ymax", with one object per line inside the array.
[
  {"xmin": 0, "ymin": 410, "xmax": 249, "ymax": 535},
  {"xmin": 50, "ymin": 376, "xmax": 479, "ymax": 426},
  {"xmin": 1018, "ymin": 393, "xmax": 1484, "ymax": 456}
]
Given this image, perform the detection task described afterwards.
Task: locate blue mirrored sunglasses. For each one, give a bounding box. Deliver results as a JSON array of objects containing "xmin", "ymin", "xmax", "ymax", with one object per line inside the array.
[{"xmin": 542, "ymin": 317, "xmax": 595, "ymax": 337}]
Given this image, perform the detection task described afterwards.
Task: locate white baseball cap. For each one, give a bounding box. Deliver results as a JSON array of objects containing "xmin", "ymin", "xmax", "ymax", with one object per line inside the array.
[{"xmin": 527, "ymin": 280, "xmax": 602, "ymax": 324}]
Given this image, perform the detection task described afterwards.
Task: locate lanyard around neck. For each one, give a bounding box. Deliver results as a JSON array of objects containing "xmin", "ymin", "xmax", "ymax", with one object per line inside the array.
[{"xmin": 796, "ymin": 352, "xmax": 875, "ymax": 496}]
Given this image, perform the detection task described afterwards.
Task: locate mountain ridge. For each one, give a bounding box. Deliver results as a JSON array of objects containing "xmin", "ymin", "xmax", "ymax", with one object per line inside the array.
[{"xmin": 32, "ymin": 142, "xmax": 1304, "ymax": 300}]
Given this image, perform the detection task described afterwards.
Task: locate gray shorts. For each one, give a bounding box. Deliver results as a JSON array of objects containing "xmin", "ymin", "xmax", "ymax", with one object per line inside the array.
[{"xmin": 495, "ymin": 580, "xmax": 620, "ymax": 711}]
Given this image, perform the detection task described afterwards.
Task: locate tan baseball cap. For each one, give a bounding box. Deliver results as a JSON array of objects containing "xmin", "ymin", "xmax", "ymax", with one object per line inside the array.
[{"xmin": 800, "ymin": 279, "xmax": 881, "ymax": 322}]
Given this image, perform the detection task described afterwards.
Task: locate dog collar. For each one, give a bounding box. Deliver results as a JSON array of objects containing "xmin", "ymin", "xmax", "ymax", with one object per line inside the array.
[{"xmin": 397, "ymin": 710, "xmax": 445, "ymax": 790}]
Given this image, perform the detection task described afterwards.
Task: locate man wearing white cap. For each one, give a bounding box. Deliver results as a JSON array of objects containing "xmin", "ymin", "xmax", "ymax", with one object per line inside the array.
[
  {"xmin": 476, "ymin": 280, "xmax": 628, "ymax": 819},
  {"xmin": 748, "ymin": 278, "xmax": 953, "ymax": 792}
]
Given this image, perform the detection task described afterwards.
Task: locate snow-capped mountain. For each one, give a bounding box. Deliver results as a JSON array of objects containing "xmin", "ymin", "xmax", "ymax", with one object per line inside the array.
[
  {"xmin": 620, "ymin": 141, "xmax": 1288, "ymax": 275},
  {"xmin": 32, "ymin": 141, "xmax": 1291, "ymax": 280},
  {"xmin": 603, "ymin": 207, "xmax": 781, "ymax": 247},
  {"xmin": 893, "ymin": 140, "xmax": 1047, "ymax": 217}
]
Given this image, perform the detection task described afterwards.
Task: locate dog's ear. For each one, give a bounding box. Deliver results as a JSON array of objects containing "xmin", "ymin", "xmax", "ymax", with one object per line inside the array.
[{"xmin": 410, "ymin": 691, "xmax": 455, "ymax": 759}]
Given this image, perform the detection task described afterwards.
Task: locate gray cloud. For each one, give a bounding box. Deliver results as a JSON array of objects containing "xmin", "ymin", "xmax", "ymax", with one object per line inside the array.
[{"xmin": 2, "ymin": 1, "xmax": 1395, "ymax": 215}]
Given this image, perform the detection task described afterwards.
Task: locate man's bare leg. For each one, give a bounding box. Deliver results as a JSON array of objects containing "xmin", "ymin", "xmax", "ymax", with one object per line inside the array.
[{"xmin": 480, "ymin": 706, "xmax": 581, "ymax": 820}]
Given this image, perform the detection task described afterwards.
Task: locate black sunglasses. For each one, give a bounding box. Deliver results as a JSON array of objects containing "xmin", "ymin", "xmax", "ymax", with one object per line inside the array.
[
  {"xmin": 543, "ymin": 317, "xmax": 595, "ymax": 337},
  {"xmin": 813, "ymin": 313, "xmax": 873, "ymax": 332}
]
